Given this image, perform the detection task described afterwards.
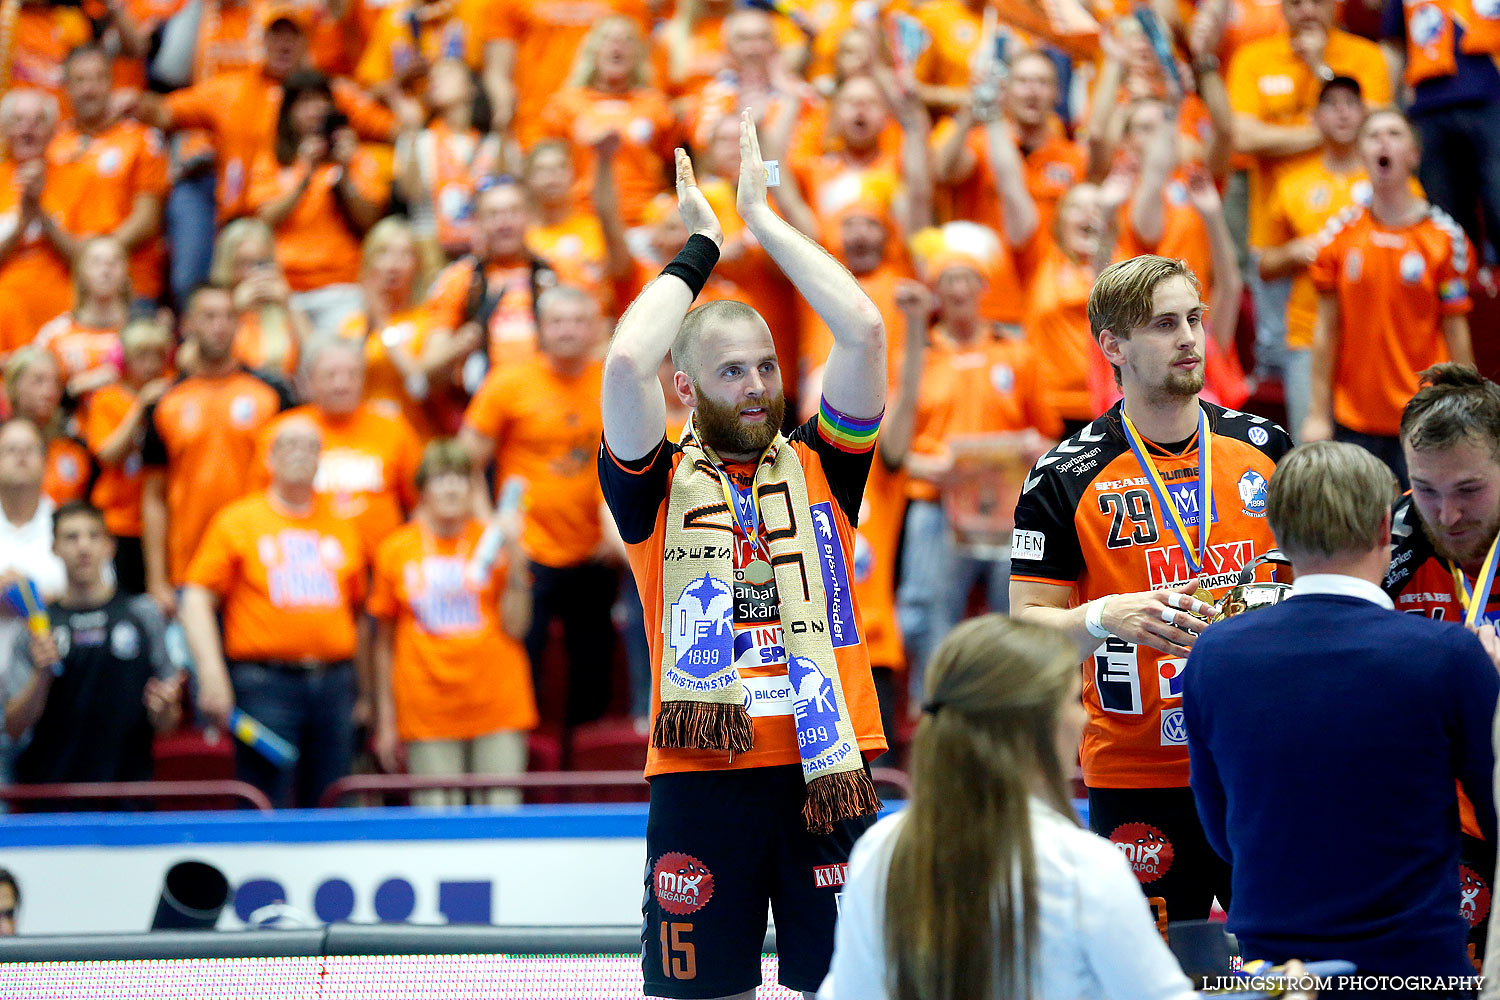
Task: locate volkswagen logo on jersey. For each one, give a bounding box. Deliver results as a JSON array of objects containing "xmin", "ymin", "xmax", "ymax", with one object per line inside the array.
[
  {"xmin": 667, "ymin": 574, "xmax": 735, "ymax": 689},
  {"xmin": 1409, "ymin": 3, "xmax": 1444, "ymax": 45},
  {"xmin": 790, "ymin": 655, "xmax": 840, "ymax": 756},
  {"xmin": 1237, "ymin": 469, "xmax": 1268, "ymax": 516},
  {"xmin": 1400, "ymin": 250, "xmax": 1427, "ymax": 284}
]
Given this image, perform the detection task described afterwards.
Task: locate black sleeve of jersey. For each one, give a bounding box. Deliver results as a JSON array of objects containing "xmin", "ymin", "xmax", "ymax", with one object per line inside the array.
[
  {"xmin": 788, "ymin": 413, "xmax": 875, "ymax": 527},
  {"xmin": 140, "ymin": 400, "xmax": 166, "ymax": 469},
  {"xmin": 598, "ymin": 436, "xmax": 678, "ymax": 545},
  {"xmin": 1010, "ymin": 461, "xmax": 1085, "ymax": 584},
  {"xmin": 1382, "ymin": 494, "xmax": 1432, "ymax": 598}
]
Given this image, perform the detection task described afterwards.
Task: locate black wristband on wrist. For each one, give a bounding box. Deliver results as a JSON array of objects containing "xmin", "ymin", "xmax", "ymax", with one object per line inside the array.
[{"xmin": 660, "ymin": 233, "xmax": 721, "ymax": 299}]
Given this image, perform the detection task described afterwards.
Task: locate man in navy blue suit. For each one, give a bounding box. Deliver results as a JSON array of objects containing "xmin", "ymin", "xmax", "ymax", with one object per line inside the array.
[{"xmin": 1185, "ymin": 441, "xmax": 1499, "ymax": 989}]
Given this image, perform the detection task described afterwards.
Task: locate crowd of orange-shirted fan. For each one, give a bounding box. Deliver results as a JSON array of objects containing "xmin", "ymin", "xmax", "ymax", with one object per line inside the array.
[{"xmin": 0, "ymin": 0, "xmax": 1494, "ymax": 822}]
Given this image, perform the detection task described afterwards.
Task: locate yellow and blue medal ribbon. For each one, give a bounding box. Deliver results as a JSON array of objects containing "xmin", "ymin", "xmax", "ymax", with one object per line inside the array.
[
  {"xmin": 1121, "ymin": 406, "xmax": 1213, "ymax": 577},
  {"xmin": 1451, "ymin": 532, "xmax": 1500, "ymax": 629}
]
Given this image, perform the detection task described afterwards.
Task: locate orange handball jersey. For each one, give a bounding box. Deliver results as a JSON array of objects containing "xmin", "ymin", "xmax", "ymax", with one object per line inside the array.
[
  {"xmin": 246, "ymin": 151, "xmax": 391, "ymax": 291},
  {"xmin": 525, "ymin": 212, "xmax": 610, "ymax": 313},
  {"xmin": 186, "ymin": 492, "xmax": 365, "ymax": 663},
  {"xmin": 35, "ymin": 314, "xmax": 121, "ymax": 387},
  {"xmin": 463, "ymin": 356, "xmax": 606, "ymax": 569},
  {"xmin": 1011, "ymin": 401, "xmax": 1292, "ymax": 788},
  {"xmin": 142, "ymin": 368, "xmax": 292, "ymax": 585},
  {"xmin": 1022, "ymin": 240, "xmax": 1101, "ymax": 424},
  {"xmin": 44, "ymin": 436, "xmax": 92, "ymax": 506},
  {"xmin": 1226, "ymin": 29, "xmax": 1392, "ymax": 247},
  {"xmin": 368, "ymin": 520, "xmax": 540, "ymax": 741},
  {"xmin": 252, "ymin": 402, "xmax": 422, "ymax": 558},
  {"xmin": 81, "ymin": 382, "xmax": 149, "ymax": 538},
  {"xmin": 0, "ymin": 160, "xmax": 77, "ymax": 354},
  {"xmin": 1384, "ymin": 492, "xmax": 1494, "ymax": 840},
  {"xmin": 538, "ymin": 86, "xmax": 676, "ymax": 227},
  {"xmin": 1310, "ymin": 204, "xmax": 1474, "ymax": 436},
  {"xmin": 599, "ymin": 411, "xmax": 887, "ymax": 777},
  {"xmin": 354, "ymin": 0, "xmax": 489, "ymax": 92},
  {"xmin": 48, "ymin": 119, "xmax": 171, "ymax": 301}
]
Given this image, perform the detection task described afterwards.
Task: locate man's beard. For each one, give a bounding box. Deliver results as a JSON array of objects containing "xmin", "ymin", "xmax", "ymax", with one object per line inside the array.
[
  {"xmin": 694, "ymin": 387, "xmax": 786, "ymax": 456},
  {"xmin": 1416, "ymin": 502, "xmax": 1500, "ymax": 568},
  {"xmin": 1161, "ymin": 367, "xmax": 1205, "ymax": 398}
]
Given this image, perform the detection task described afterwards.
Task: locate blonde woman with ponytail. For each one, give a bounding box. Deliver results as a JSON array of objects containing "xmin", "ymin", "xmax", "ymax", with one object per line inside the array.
[{"xmin": 820, "ymin": 614, "xmax": 1201, "ymax": 1000}]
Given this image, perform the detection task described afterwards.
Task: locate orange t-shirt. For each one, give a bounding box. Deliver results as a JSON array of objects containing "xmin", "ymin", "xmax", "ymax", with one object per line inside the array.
[
  {"xmin": 49, "ymin": 120, "xmax": 171, "ymax": 300},
  {"xmin": 852, "ymin": 454, "xmax": 908, "ymax": 671},
  {"xmin": 485, "ymin": 0, "xmax": 653, "ymax": 145},
  {"xmin": 463, "ymin": 356, "xmax": 605, "ymax": 568},
  {"xmin": 368, "ymin": 520, "xmax": 539, "ymax": 740},
  {"xmin": 355, "ymin": 0, "xmax": 489, "ymax": 92},
  {"xmin": 35, "ymin": 314, "xmax": 121, "ymax": 386},
  {"xmin": 1022, "ymin": 241, "xmax": 1100, "ymax": 424},
  {"xmin": 908, "ymin": 326, "xmax": 1062, "ymax": 500},
  {"xmin": 338, "ymin": 307, "xmax": 438, "ymax": 440},
  {"xmin": 404, "ymin": 121, "xmax": 503, "ymax": 256},
  {"xmin": 247, "ymin": 151, "xmax": 390, "ymax": 291},
  {"xmin": 1010, "ymin": 403, "xmax": 1290, "ymax": 788},
  {"xmin": 1227, "ymin": 29, "xmax": 1392, "ymax": 247},
  {"xmin": 1310, "ymin": 204, "xmax": 1475, "ymax": 436},
  {"xmin": 1116, "ymin": 170, "xmax": 1214, "ymax": 303},
  {"xmin": 185, "ymin": 491, "xmax": 365, "ymax": 662},
  {"xmin": 0, "ymin": 159, "xmax": 76, "ymax": 354},
  {"xmin": 143, "ymin": 368, "xmax": 289, "ymax": 584},
  {"xmin": 912, "ymin": 0, "xmax": 984, "ymax": 92},
  {"xmin": 931, "ymin": 119, "xmax": 1087, "ymax": 236},
  {"xmin": 525, "ymin": 212, "xmax": 609, "ymax": 312},
  {"xmin": 164, "ymin": 68, "xmax": 280, "ymax": 221},
  {"xmin": 7, "ymin": 6, "xmax": 91, "ymax": 102},
  {"xmin": 80, "ymin": 382, "xmax": 148, "ymax": 538},
  {"xmin": 44, "ymin": 436, "xmax": 92, "ymax": 506},
  {"xmin": 423, "ymin": 256, "xmax": 542, "ymax": 370},
  {"xmin": 232, "ymin": 308, "xmax": 300, "ymax": 379},
  {"xmin": 166, "ymin": 70, "xmax": 394, "ymax": 222},
  {"xmin": 797, "ymin": 262, "xmax": 909, "ymax": 398},
  {"xmin": 252, "ymin": 402, "xmax": 422, "ymax": 558},
  {"xmin": 537, "ymin": 86, "xmax": 676, "ymax": 227},
  {"xmin": 599, "ymin": 416, "xmax": 887, "ymax": 776},
  {"xmin": 1264, "ymin": 161, "xmax": 1372, "ymax": 351}
]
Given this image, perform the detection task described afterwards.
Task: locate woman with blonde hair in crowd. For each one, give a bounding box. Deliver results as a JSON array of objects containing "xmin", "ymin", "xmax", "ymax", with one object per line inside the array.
[
  {"xmin": 35, "ymin": 236, "xmax": 133, "ymax": 401},
  {"xmin": 394, "ymin": 58, "xmax": 510, "ymax": 263},
  {"xmin": 209, "ymin": 217, "xmax": 312, "ymax": 381},
  {"xmin": 77, "ymin": 316, "xmax": 173, "ymax": 592},
  {"xmin": 338, "ymin": 216, "xmax": 439, "ymax": 439},
  {"xmin": 369, "ymin": 438, "xmax": 537, "ymax": 806},
  {"xmin": 539, "ymin": 16, "xmax": 676, "ymax": 227},
  {"xmin": 820, "ymin": 614, "xmax": 1310, "ymax": 999},
  {"xmin": 3, "ymin": 347, "xmax": 92, "ymax": 506}
]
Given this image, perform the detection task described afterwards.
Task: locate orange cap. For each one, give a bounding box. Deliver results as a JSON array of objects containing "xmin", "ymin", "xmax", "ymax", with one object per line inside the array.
[{"xmin": 261, "ymin": 2, "xmax": 312, "ymax": 32}]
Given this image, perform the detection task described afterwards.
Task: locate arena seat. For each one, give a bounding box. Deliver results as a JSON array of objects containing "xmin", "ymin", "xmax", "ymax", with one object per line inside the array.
[{"xmin": 565, "ymin": 719, "xmax": 649, "ymax": 803}]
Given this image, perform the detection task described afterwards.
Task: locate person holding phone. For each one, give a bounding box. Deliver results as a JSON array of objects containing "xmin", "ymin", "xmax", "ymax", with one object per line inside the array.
[{"xmin": 248, "ymin": 70, "xmax": 390, "ymax": 337}]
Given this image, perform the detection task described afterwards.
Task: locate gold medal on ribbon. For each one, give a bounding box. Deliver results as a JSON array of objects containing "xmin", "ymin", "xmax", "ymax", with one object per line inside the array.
[{"xmin": 744, "ymin": 559, "xmax": 774, "ymax": 586}]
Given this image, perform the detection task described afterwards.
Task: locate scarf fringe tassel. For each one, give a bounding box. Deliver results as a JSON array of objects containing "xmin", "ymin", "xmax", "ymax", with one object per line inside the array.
[
  {"xmin": 801, "ymin": 768, "xmax": 883, "ymax": 835},
  {"xmin": 651, "ymin": 700, "xmax": 754, "ymax": 753}
]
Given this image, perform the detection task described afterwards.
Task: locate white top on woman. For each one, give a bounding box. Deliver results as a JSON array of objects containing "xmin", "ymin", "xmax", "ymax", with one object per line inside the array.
[{"xmin": 818, "ymin": 800, "xmax": 1200, "ymax": 1000}]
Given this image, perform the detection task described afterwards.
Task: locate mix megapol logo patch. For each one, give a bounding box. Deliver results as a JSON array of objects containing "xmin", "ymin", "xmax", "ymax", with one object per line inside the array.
[
  {"xmin": 652, "ymin": 853, "xmax": 715, "ymax": 915},
  {"xmin": 1109, "ymin": 822, "xmax": 1175, "ymax": 884},
  {"xmin": 1460, "ymin": 864, "xmax": 1491, "ymax": 928}
]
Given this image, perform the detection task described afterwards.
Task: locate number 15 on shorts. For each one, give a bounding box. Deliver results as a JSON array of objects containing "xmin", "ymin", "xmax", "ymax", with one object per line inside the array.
[{"xmin": 660, "ymin": 921, "xmax": 697, "ymax": 980}]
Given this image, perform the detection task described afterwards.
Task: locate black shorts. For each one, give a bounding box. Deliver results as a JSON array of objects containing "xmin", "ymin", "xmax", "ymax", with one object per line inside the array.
[
  {"xmin": 1088, "ymin": 785, "xmax": 1232, "ymax": 927},
  {"xmin": 642, "ymin": 763, "xmax": 876, "ymax": 999}
]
